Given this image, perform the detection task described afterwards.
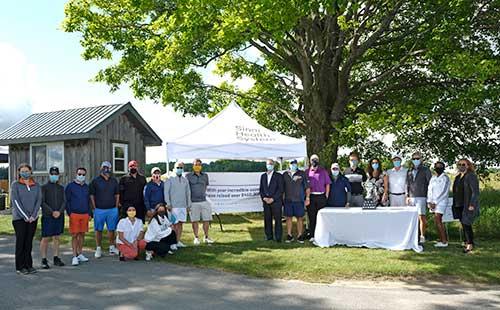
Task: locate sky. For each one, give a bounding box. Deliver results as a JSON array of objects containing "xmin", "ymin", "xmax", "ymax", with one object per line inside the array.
[{"xmin": 0, "ymin": 0, "xmax": 255, "ymax": 163}]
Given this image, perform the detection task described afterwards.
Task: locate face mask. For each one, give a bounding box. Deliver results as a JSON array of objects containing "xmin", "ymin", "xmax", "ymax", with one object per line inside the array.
[
  {"xmin": 101, "ymin": 168, "xmax": 111, "ymax": 176},
  {"xmin": 458, "ymin": 165, "xmax": 467, "ymax": 173},
  {"xmin": 435, "ymin": 167, "xmax": 445, "ymax": 175},
  {"xmin": 127, "ymin": 210, "xmax": 136, "ymax": 218},
  {"xmin": 175, "ymin": 168, "xmax": 184, "ymax": 176},
  {"xmin": 331, "ymin": 170, "xmax": 339, "ymax": 177},
  {"xmin": 49, "ymin": 175, "xmax": 59, "ymax": 183},
  {"xmin": 266, "ymin": 164, "xmax": 274, "ymax": 171},
  {"xmin": 76, "ymin": 175, "xmax": 86, "ymax": 183},
  {"xmin": 350, "ymin": 160, "xmax": 358, "ymax": 168},
  {"xmin": 393, "ymin": 160, "xmax": 402, "ymax": 168},
  {"xmin": 412, "ymin": 159, "xmax": 421, "ymax": 167},
  {"xmin": 290, "ymin": 164, "xmax": 298, "ymax": 171},
  {"xmin": 193, "ymin": 165, "xmax": 202, "ymax": 173},
  {"xmin": 20, "ymin": 171, "xmax": 31, "ymax": 179},
  {"xmin": 371, "ymin": 163, "xmax": 380, "ymax": 170},
  {"xmin": 311, "ymin": 159, "xmax": 319, "ymax": 167},
  {"xmin": 157, "ymin": 211, "xmax": 166, "ymax": 217},
  {"xmin": 129, "ymin": 168, "xmax": 137, "ymax": 174}
]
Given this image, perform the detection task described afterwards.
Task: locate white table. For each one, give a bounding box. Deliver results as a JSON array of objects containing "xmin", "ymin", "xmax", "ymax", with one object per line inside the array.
[{"xmin": 314, "ymin": 207, "xmax": 423, "ymax": 252}]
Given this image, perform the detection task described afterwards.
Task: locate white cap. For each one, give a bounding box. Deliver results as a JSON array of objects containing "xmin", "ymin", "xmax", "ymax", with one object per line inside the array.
[
  {"xmin": 151, "ymin": 167, "xmax": 161, "ymax": 175},
  {"xmin": 101, "ymin": 161, "xmax": 112, "ymax": 168},
  {"xmin": 391, "ymin": 153, "xmax": 403, "ymax": 160},
  {"xmin": 310, "ymin": 154, "xmax": 319, "ymax": 161}
]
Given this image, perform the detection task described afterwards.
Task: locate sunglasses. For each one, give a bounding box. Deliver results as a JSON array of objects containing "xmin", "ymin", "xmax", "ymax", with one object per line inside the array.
[
  {"xmin": 458, "ymin": 163, "xmax": 467, "ymax": 167},
  {"xmin": 77, "ymin": 173, "xmax": 86, "ymax": 176},
  {"xmin": 412, "ymin": 157, "xmax": 421, "ymax": 160}
]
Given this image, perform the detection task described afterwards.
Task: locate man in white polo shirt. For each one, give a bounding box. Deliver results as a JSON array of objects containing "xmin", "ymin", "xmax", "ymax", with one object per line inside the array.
[{"xmin": 384, "ymin": 153, "xmax": 408, "ymax": 207}]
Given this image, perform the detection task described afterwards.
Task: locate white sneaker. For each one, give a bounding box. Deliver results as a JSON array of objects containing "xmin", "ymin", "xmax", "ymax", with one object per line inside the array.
[
  {"xmin": 193, "ymin": 237, "xmax": 200, "ymax": 245},
  {"xmin": 434, "ymin": 242, "xmax": 449, "ymax": 248},
  {"xmin": 309, "ymin": 237, "xmax": 315, "ymax": 243},
  {"xmin": 94, "ymin": 247, "xmax": 102, "ymax": 258},
  {"xmin": 109, "ymin": 245, "xmax": 119, "ymax": 255},
  {"xmin": 145, "ymin": 251, "xmax": 153, "ymax": 261},
  {"xmin": 72, "ymin": 256, "xmax": 79, "ymax": 266},
  {"xmin": 168, "ymin": 250, "xmax": 174, "ymax": 255},
  {"xmin": 419, "ymin": 235, "xmax": 426, "ymax": 243},
  {"xmin": 77, "ymin": 254, "xmax": 89, "ymax": 262},
  {"xmin": 170, "ymin": 244, "xmax": 178, "ymax": 251},
  {"xmin": 204, "ymin": 237, "xmax": 214, "ymax": 244},
  {"xmin": 177, "ymin": 241, "xmax": 186, "ymax": 248}
]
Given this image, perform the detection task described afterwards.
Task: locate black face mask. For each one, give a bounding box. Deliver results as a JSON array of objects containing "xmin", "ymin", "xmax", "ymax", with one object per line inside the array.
[
  {"xmin": 129, "ymin": 168, "xmax": 137, "ymax": 174},
  {"xmin": 311, "ymin": 159, "xmax": 319, "ymax": 167},
  {"xmin": 435, "ymin": 167, "xmax": 445, "ymax": 175},
  {"xmin": 157, "ymin": 211, "xmax": 166, "ymax": 217}
]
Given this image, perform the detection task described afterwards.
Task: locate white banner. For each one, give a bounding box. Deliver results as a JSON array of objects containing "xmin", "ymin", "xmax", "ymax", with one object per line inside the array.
[{"xmin": 205, "ymin": 172, "xmax": 263, "ymax": 213}]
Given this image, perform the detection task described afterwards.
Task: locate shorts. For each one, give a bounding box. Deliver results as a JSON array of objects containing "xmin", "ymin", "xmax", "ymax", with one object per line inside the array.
[
  {"xmin": 389, "ymin": 194, "xmax": 406, "ymax": 207},
  {"xmin": 284, "ymin": 202, "xmax": 305, "ymax": 217},
  {"xmin": 41, "ymin": 215, "xmax": 64, "ymax": 237},
  {"xmin": 172, "ymin": 208, "xmax": 187, "ymax": 223},
  {"xmin": 190, "ymin": 201, "xmax": 213, "ymax": 222},
  {"xmin": 94, "ymin": 208, "xmax": 119, "ymax": 232},
  {"xmin": 408, "ymin": 197, "xmax": 427, "ymax": 215},
  {"xmin": 69, "ymin": 213, "xmax": 90, "ymax": 234},
  {"xmin": 117, "ymin": 240, "xmax": 146, "ymax": 259},
  {"xmin": 433, "ymin": 202, "xmax": 447, "ymax": 215}
]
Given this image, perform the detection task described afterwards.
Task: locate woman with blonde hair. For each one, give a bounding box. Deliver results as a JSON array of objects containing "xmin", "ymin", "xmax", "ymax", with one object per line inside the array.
[{"xmin": 452, "ymin": 158, "xmax": 480, "ymax": 253}]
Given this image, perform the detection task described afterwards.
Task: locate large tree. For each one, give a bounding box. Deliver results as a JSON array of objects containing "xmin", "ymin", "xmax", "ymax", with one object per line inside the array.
[{"xmin": 63, "ymin": 0, "xmax": 499, "ymax": 164}]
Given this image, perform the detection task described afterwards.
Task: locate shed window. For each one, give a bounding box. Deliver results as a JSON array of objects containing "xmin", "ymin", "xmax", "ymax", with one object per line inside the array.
[
  {"xmin": 30, "ymin": 142, "xmax": 64, "ymax": 173},
  {"xmin": 112, "ymin": 143, "xmax": 128, "ymax": 173}
]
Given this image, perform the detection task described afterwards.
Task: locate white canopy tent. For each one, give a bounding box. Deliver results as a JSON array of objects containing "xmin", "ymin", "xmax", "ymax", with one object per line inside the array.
[{"xmin": 166, "ymin": 102, "xmax": 307, "ymax": 165}]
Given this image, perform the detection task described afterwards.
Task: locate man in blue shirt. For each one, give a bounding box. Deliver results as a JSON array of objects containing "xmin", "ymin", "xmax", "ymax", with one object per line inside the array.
[
  {"xmin": 89, "ymin": 161, "xmax": 119, "ymax": 258},
  {"xmin": 65, "ymin": 167, "xmax": 92, "ymax": 266}
]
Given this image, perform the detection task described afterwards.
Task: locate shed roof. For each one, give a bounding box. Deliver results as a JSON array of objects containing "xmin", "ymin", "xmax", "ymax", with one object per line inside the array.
[{"xmin": 0, "ymin": 103, "xmax": 162, "ymax": 146}]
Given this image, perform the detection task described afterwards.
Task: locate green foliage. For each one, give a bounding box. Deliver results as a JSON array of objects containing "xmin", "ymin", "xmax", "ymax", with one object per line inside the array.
[{"xmin": 63, "ymin": 0, "xmax": 500, "ymax": 166}]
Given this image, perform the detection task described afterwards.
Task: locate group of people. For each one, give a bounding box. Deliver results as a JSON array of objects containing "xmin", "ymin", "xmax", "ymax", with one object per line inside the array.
[
  {"xmin": 10, "ymin": 159, "xmax": 213, "ymax": 275},
  {"xmin": 259, "ymin": 152, "xmax": 480, "ymax": 253}
]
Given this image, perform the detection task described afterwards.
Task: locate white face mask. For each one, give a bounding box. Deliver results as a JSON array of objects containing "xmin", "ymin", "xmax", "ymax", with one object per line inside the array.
[{"xmin": 76, "ymin": 175, "xmax": 86, "ymax": 183}]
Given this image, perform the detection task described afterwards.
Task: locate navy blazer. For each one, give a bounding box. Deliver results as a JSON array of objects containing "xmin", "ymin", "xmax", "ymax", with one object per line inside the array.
[{"xmin": 259, "ymin": 171, "xmax": 284, "ymax": 204}]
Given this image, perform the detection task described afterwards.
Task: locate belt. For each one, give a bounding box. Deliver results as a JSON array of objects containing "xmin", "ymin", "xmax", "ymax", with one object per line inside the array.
[
  {"xmin": 310, "ymin": 192, "xmax": 325, "ymax": 195},
  {"xmin": 390, "ymin": 193, "xmax": 406, "ymax": 196},
  {"xmin": 352, "ymin": 193, "xmax": 363, "ymax": 196}
]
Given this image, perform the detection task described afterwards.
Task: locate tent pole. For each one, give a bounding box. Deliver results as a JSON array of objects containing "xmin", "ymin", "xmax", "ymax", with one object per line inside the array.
[{"xmin": 165, "ymin": 143, "xmax": 169, "ymax": 175}]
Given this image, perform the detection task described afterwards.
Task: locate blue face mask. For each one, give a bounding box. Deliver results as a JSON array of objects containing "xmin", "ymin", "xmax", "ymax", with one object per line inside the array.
[
  {"xmin": 290, "ymin": 164, "xmax": 298, "ymax": 171},
  {"xmin": 412, "ymin": 159, "xmax": 421, "ymax": 167},
  {"xmin": 371, "ymin": 163, "xmax": 380, "ymax": 170},
  {"xmin": 266, "ymin": 164, "xmax": 274, "ymax": 171},
  {"xmin": 101, "ymin": 168, "xmax": 111, "ymax": 176},
  {"xmin": 350, "ymin": 160, "xmax": 358, "ymax": 167},
  {"xmin": 175, "ymin": 168, "xmax": 184, "ymax": 176},
  {"xmin": 20, "ymin": 171, "xmax": 31, "ymax": 179},
  {"xmin": 49, "ymin": 175, "xmax": 59, "ymax": 183},
  {"xmin": 393, "ymin": 160, "xmax": 402, "ymax": 168},
  {"xmin": 331, "ymin": 170, "xmax": 340, "ymax": 177}
]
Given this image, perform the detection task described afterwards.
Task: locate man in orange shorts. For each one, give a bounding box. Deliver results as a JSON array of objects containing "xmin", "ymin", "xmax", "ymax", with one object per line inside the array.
[{"xmin": 65, "ymin": 167, "xmax": 92, "ymax": 266}]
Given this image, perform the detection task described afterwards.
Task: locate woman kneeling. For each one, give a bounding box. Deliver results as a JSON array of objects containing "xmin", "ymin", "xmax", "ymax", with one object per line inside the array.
[
  {"xmin": 144, "ymin": 203, "xmax": 178, "ymax": 260},
  {"xmin": 116, "ymin": 206, "xmax": 146, "ymax": 261}
]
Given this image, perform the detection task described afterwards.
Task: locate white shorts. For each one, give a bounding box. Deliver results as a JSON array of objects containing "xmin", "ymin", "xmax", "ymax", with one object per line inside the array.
[
  {"xmin": 389, "ymin": 194, "xmax": 406, "ymax": 207},
  {"xmin": 408, "ymin": 197, "xmax": 427, "ymax": 215},
  {"xmin": 433, "ymin": 202, "xmax": 447, "ymax": 215},
  {"xmin": 190, "ymin": 201, "xmax": 213, "ymax": 222},
  {"xmin": 171, "ymin": 208, "xmax": 187, "ymax": 223}
]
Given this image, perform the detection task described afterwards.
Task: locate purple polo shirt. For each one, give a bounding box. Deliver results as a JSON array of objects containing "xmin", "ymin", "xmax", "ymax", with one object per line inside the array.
[{"xmin": 306, "ymin": 167, "xmax": 331, "ymax": 193}]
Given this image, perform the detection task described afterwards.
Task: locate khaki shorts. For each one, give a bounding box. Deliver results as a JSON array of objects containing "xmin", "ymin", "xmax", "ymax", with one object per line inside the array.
[{"xmin": 190, "ymin": 201, "xmax": 213, "ymax": 222}]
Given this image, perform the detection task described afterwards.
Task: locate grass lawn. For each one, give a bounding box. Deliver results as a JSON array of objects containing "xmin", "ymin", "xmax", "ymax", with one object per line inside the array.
[{"xmin": 1, "ymin": 212, "xmax": 499, "ymax": 284}]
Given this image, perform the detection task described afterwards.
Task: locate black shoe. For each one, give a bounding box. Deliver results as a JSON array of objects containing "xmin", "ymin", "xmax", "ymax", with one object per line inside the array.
[
  {"xmin": 266, "ymin": 237, "xmax": 273, "ymax": 241},
  {"xmin": 276, "ymin": 239, "xmax": 282, "ymax": 243},
  {"xmin": 27, "ymin": 267, "xmax": 37, "ymax": 274},
  {"xmin": 285, "ymin": 235, "xmax": 294, "ymax": 243},
  {"xmin": 41, "ymin": 258, "xmax": 50, "ymax": 269},
  {"xmin": 17, "ymin": 268, "xmax": 29, "ymax": 275},
  {"xmin": 297, "ymin": 234, "xmax": 305, "ymax": 244},
  {"xmin": 53, "ymin": 256, "xmax": 65, "ymax": 267},
  {"xmin": 119, "ymin": 255, "xmax": 125, "ymax": 261}
]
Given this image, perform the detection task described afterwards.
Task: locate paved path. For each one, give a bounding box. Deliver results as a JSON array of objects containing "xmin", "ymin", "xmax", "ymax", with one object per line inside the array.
[{"xmin": 0, "ymin": 235, "xmax": 499, "ymax": 310}]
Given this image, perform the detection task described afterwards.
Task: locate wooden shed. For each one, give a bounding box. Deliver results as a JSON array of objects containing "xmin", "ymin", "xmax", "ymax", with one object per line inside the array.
[{"xmin": 0, "ymin": 103, "xmax": 162, "ymax": 185}]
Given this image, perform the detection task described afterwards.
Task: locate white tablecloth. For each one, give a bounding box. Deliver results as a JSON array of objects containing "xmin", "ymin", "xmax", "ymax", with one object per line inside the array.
[{"xmin": 314, "ymin": 207, "xmax": 423, "ymax": 252}]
